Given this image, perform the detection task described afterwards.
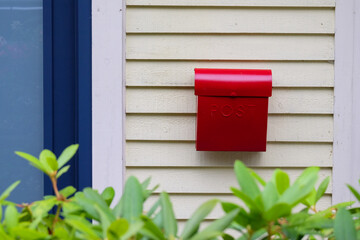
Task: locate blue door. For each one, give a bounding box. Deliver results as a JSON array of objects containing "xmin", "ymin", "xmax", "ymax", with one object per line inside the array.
[
  {"xmin": 0, "ymin": 0, "xmax": 92, "ymax": 202},
  {"xmin": 0, "ymin": 0, "xmax": 44, "ymax": 202}
]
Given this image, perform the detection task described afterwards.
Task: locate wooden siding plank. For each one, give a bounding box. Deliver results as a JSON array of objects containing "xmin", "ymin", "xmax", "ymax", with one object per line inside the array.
[
  {"xmin": 127, "ymin": 8, "xmax": 334, "ymax": 34},
  {"xmin": 126, "ymin": 61, "xmax": 334, "ymax": 87},
  {"xmin": 145, "ymin": 194, "xmax": 332, "ymax": 220},
  {"xmin": 126, "ymin": 35, "xmax": 334, "ymax": 60},
  {"xmin": 126, "ymin": 115, "xmax": 333, "ymax": 142},
  {"xmin": 126, "ymin": 167, "xmax": 332, "ymax": 193},
  {"xmin": 126, "ymin": 0, "xmax": 335, "ymax": 7},
  {"xmin": 126, "ymin": 88, "xmax": 334, "ymax": 114},
  {"xmin": 126, "ymin": 142, "xmax": 333, "ymax": 167}
]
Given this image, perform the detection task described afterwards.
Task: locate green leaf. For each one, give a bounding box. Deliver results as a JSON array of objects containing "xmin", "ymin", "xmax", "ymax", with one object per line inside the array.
[
  {"xmin": 13, "ymin": 227, "xmax": 45, "ymax": 239},
  {"xmin": 301, "ymin": 214, "xmax": 333, "ymax": 229},
  {"xmin": 58, "ymin": 144, "xmax": 79, "ymax": 168},
  {"xmin": 84, "ymin": 188, "xmax": 109, "ymax": 209},
  {"xmin": 56, "ymin": 165, "xmax": 71, "ymax": 179},
  {"xmin": 107, "ymin": 218, "xmax": 129, "ymax": 240},
  {"xmin": 221, "ymin": 202, "xmax": 249, "ymax": 228},
  {"xmin": 261, "ymin": 181, "xmax": 278, "ymax": 211},
  {"xmin": 113, "ymin": 198, "xmax": 123, "ymax": 218},
  {"xmin": 190, "ymin": 209, "xmax": 240, "ymax": 240},
  {"xmin": 141, "ymin": 177, "xmax": 158, "ymax": 200},
  {"xmin": 264, "ymin": 203, "xmax": 291, "ymax": 221},
  {"xmin": 160, "ymin": 192, "xmax": 177, "ymax": 239},
  {"xmin": 66, "ymin": 217, "xmax": 100, "ymax": 240},
  {"xmin": 30, "ymin": 198, "xmax": 57, "ymax": 228},
  {"xmin": 222, "ymin": 233, "xmax": 235, "ymax": 240},
  {"xmin": 39, "ymin": 149, "xmax": 56, "ymax": 174},
  {"xmin": 14, "ymin": 152, "xmax": 46, "ymax": 173},
  {"xmin": 12, "ymin": 227, "xmax": 48, "ymax": 240},
  {"xmin": 57, "ymin": 144, "xmax": 79, "ymax": 169},
  {"xmin": 315, "ymin": 201, "xmax": 355, "ymax": 219},
  {"xmin": 143, "ymin": 184, "xmax": 159, "ymax": 200},
  {"xmin": 303, "ymin": 188, "xmax": 317, "ymax": 208},
  {"xmin": 189, "ymin": 231, "xmax": 222, "ymax": 240},
  {"xmin": 334, "ymin": 208, "xmax": 357, "ymax": 240},
  {"xmin": 74, "ymin": 193, "xmax": 100, "ymax": 220},
  {"xmin": 278, "ymin": 167, "xmax": 319, "ymax": 206},
  {"xmin": 347, "ymin": 184, "xmax": 360, "ymax": 202},
  {"xmin": 181, "ymin": 199, "xmax": 218, "ymax": 239},
  {"xmin": 90, "ymin": 194, "xmax": 116, "ymax": 225},
  {"xmin": 231, "ymin": 187, "xmax": 261, "ymax": 212},
  {"xmin": 147, "ymin": 198, "xmax": 160, "ymax": 217},
  {"xmin": 140, "ymin": 215, "xmax": 166, "ymax": 240},
  {"xmin": 234, "ymin": 161, "xmax": 260, "ymax": 199},
  {"xmin": 95, "ymin": 204, "xmax": 116, "ymax": 238},
  {"xmin": 0, "ymin": 226, "xmax": 12, "ymax": 240},
  {"xmin": 101, "ymin": 187, "xmax": 115, "ymax": 206},
  {"xmin": 142, "ymin": 177, "xmax": 152, "ymax": 190},
  {"xmin": 121, "ymin": 176, "xmax": 144, "ymax": 222},
  {"xmin": 46, "ymin": 155, "xmax": 58, "ymax": 171},
  {"xmin": 0, "ymin": 181, "xmax": 20, "ymax": 202},
  {"xmin": 251, "ymin": 228, "xmax": 267, "ymax": 240},
  {"xmin": 273, "ymin": 169, "xmax": 290, "ymax": 195},
  {"xmin": 153, "ymin": 211, "xmax": 163, "ymax": 229},
  {"xmin": 59, "ymin": 186, "xmax": 76, "ymax": 198},
  {"xmin": 248, "ymin": 169, "xmax": 266, "ymax": 187},
  {"xmin": 316, "ymin": 176, "xmax": 330, "ymax": 203},
  {"xmin": 54, "ymin": 227, "xmax": 70, "ymax": 239},
  {"xmin": 62, "ymin": 201, "xmax": 82, "ymax": 215},
  {"xmin": 120, "ymin": 220, "xmax": 144, "ymax": 240},
  {"xmin": 4, "ymin": 205, "xmax": 18, "ymax": 228}
]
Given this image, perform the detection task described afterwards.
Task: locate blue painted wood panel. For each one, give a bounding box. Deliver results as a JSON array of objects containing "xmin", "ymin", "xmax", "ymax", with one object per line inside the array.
[{"xmin": 0, "ymin": 0, "xmax": 44, "ymax": 203}]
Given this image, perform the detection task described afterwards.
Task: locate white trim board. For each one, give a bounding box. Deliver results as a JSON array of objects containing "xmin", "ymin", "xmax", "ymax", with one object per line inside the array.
[
  {"xmin": 333, "ymin": 0, "xmax": 360, "ymax": 203},
  {"xmin": 92, "ymin": 0, "xmax": 125, "ymax": 198}
]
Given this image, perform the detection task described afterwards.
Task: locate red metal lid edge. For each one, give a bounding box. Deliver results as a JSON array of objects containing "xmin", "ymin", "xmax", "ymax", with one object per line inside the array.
[{"xmin": 194, "ymin": 68, "xmax": 272, "ymax": 97}]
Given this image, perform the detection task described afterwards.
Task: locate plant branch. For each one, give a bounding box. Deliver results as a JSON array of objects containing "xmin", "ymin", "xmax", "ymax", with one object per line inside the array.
[
  {"xmin": 51, "ymin": 204, "xmax": 62, "ymax": 234},
  {"xmin": 311, "ymin": 206, "xmax": 318, "ymax": 213},
  {"xmin": 267, "ymin": 222, "xmax": 274, "ymax": 240},
  {"xmin": 50, "ymin": 175, "xmax": 63, "ymax": 200}
]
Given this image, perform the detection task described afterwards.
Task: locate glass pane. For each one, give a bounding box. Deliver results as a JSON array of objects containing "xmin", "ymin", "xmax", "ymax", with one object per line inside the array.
[{"xmin": 0, "ymin": 0, "xmax": 43, "ymax": 202}]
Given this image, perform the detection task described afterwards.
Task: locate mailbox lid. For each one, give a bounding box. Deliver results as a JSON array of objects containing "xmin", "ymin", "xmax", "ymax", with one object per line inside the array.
[{"xmin": 195, "ymin": 68, "xmax": 272, "ymax": 97}]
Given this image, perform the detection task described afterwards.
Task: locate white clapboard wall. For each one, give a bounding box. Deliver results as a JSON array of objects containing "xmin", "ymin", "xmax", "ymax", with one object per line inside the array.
[{"xmin": 125, "ymin": 0, "xmax": 335, "ymax": 220}]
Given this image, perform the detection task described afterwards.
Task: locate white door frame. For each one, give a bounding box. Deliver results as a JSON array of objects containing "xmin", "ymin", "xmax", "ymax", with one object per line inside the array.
[
  {"xmin": 333, "ymin": 0, "xmax": 360, "ymax": 203},
  {"xmin": 92, "ymin": 0, "xmax": 125, "ymax": 197}
]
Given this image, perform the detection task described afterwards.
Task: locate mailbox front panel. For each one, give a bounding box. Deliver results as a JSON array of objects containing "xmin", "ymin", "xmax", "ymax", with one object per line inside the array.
[{"xmin": 196, "ymin": 96, "xmax": 269, "ymax": 151}]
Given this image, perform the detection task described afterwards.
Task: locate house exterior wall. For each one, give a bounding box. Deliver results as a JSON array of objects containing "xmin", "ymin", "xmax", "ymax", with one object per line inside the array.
[{"xmin": 125, "ymin": 0, "xmax": 335, "ymax": 222}]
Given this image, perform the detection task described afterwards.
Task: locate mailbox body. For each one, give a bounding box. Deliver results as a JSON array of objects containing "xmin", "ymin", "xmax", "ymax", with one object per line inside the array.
[{"xmin": 195, "ymin": 68, "xmax": 272, "ymax": 151}]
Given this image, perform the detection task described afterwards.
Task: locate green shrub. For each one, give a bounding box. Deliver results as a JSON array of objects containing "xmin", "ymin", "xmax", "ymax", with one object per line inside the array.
[
  {"xmin": 223, "ymin": 161, "xmax": 358, "ymax": 240},
  {"xmin": 0, "ymin": 145, "xmax": 237, "ymax": 240},
  {"xmin": 0, "ymin": 145, "xmax": 359, "ymax": 239}
]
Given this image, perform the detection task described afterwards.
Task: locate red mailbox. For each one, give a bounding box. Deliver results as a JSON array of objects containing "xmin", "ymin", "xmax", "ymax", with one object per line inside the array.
[{"xmin": 194, "ymin": 68, "xmax": 272, "ymax": 151}]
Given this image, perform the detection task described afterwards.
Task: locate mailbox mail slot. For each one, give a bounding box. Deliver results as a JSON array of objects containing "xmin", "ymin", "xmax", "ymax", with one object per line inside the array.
[{"xmin": 194, "ymin": 68, "xmax": 272, "ymax": 151}]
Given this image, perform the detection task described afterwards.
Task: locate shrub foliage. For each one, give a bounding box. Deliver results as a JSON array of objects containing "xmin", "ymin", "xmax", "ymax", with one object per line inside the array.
[{"xmin": 0, "ymin": 145, "xmax": 357, "ymax": 239}]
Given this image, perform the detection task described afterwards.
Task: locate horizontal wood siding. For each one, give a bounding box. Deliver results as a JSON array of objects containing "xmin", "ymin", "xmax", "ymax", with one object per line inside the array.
[
  {"xmin": 126, "ymin": 168, "xmax": 332, "ymax": 193},
  {"xmin": 127, "ymin": 35, "xmax": 334, "ymax": 60},
  {"xmin": 126, "ymin": 115, "xmax": 333, "ymax": 142},
  {"xmin": 125, "ymin": 0, "xmax": 335, "ymax": 220},
  {"xmin": 126, "ymin": 61, "xmax": 334, "ymax": 87},
  {"xmin": 127, "ymin": 0, "xmax": 335, "ymax": 7},
  {"xmin": 126, "ymin": 88, "xmax": 334, "ymax": 114},
  {"xmin": 126, "ymin": 142, "xmax": 333, "ymax": 167},
  {"xmin": 127, "ymin": 8, "xmax": 334, "ymax": 34},
  {"xmin": 144, "ymin": 194, "xmax": 332, "ymax": 220}
]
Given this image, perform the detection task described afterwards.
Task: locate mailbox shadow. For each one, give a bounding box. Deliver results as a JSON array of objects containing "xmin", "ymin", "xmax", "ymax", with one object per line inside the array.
[{"xmin": 200, "ymin": 151, "xmax": 264, "ymax": 166}]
